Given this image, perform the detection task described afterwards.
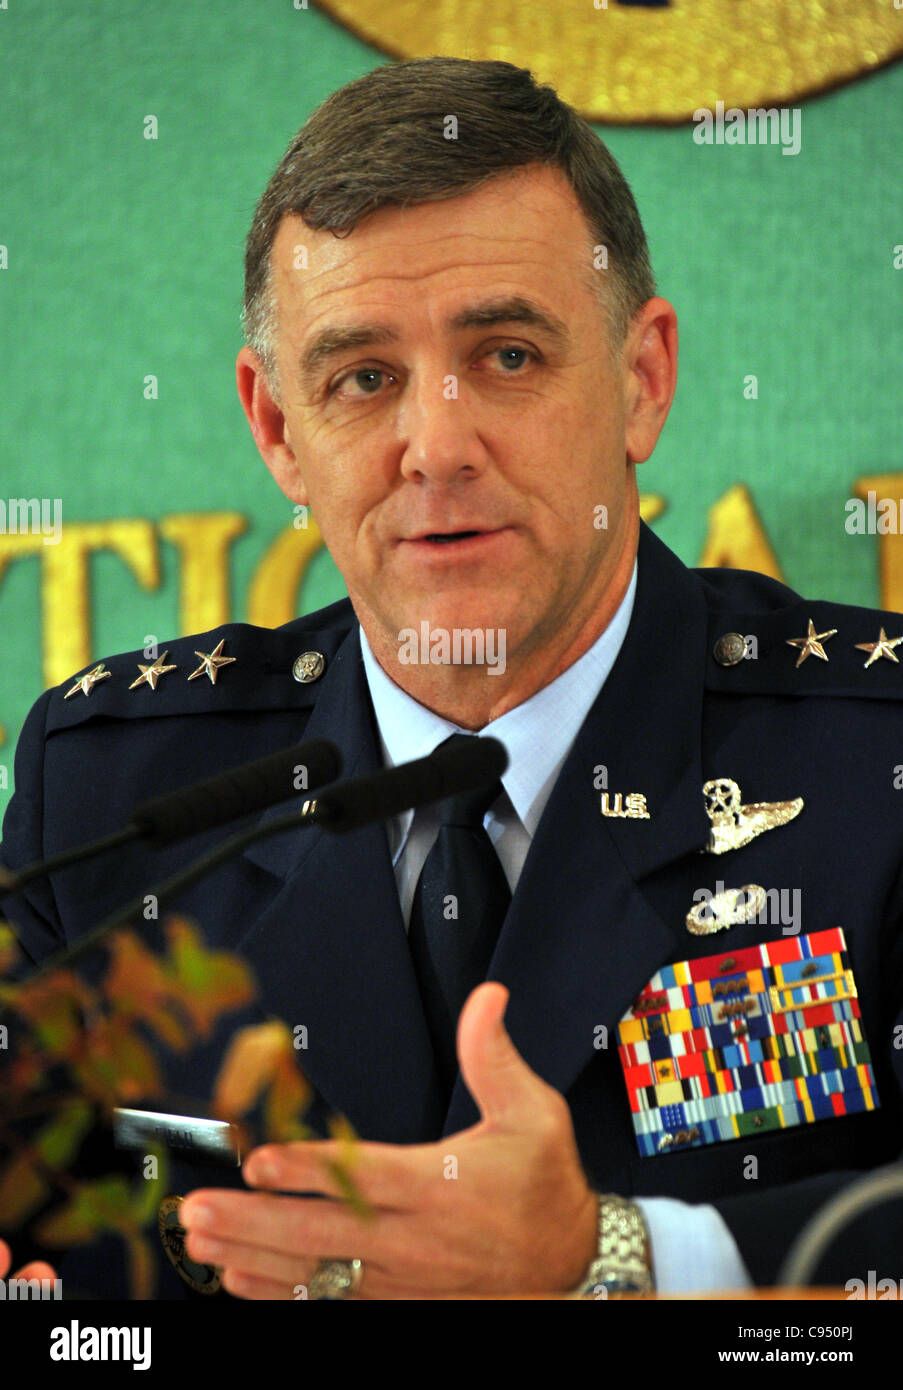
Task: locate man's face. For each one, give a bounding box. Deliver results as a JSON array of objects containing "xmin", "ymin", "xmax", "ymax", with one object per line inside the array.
[{"xmin": 246, "ymin": 164, "xmax": 660, "ymax": 681}]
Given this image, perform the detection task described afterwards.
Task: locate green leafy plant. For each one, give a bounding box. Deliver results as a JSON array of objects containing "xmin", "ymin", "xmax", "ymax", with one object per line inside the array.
[{"xmin": 0, "ymin": 916, "xmax": 368, "ymax": 1297}]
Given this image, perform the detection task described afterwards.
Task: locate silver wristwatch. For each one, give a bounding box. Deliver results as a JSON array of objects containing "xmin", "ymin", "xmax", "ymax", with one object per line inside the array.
[{"xmin": 569, "ymin": 1193, "xmax": 655, "ymax": 1298}]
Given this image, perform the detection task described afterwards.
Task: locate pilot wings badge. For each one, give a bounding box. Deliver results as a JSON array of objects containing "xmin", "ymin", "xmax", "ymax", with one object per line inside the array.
[{"xmin": 702, "ymin": 777, "xmax": 803, "ymax": 855}]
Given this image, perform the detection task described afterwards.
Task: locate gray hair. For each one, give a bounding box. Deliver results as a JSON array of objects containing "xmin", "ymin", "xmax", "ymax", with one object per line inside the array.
[{"xmin": 242, "ymin": 57, "xmax": 656, "ymax": 396}]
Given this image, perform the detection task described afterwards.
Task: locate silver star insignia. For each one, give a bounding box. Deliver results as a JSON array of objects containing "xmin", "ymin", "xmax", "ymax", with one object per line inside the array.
[
  {"xmin": 187, "ymin": 639, "xmax": 236, "ymax": 685},
  {"xmin": 129, "ymin": 652, "xmax": 178, "ymax": 690},
  {"xmin": 64, "ymin": 663, "xmax": 112, "ymax": 699},
  {"xmin": 854, "ymin": 628, "xmax": 903, "ymax": 669},
  {"xmin": 786, "ymin": 618, "xmax": 838, "ymax": 668}
]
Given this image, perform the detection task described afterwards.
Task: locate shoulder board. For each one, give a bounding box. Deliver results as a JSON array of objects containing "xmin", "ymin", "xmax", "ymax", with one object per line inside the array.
[
  {"xmin": 46, "ymin": 599, "xmax": 357, "ymax": 735},
  {"xmin": 705, "ymin": 595, "xmax": 903, "ymax": 698}
]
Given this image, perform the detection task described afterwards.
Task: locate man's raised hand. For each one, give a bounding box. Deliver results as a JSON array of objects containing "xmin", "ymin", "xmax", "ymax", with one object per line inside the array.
[{"xmin": 181, "ymin": 983, "xmax": 599, "ymax": 1298}]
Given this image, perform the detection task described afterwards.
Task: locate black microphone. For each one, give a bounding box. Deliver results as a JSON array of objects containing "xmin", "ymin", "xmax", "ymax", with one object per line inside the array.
[
  {"xmin": 0, "ymin": 738, "xmax": 343, "ymax": 894},
  {"xmin": 12, "ymin": 734, "xmax": 509, "ymax": 985},
  {"xmin": 304, "ymin": 733, "xmax": 509, "ymax": 833},
  {"xmin": 129, "ymin": 737, "xmax": 341, "ymax": 844},
  {"xmin": 101, "ymin": 736, "xmax": 510, "ymax": 1171}
]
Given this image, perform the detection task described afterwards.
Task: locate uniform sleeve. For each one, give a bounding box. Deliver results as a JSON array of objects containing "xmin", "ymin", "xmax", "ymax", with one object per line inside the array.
[{"xmin": 0, "ymin": 688, "xmax": 67, "ymax": 969}]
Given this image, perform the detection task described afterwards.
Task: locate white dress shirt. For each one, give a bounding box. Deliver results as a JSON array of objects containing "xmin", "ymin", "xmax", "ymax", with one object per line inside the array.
[{"xmin": 358, "ymin": 562, "xmax": 752, "ymax": 1294}]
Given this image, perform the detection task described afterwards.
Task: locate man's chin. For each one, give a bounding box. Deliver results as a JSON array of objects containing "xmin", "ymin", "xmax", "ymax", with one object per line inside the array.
[
  {"xmin": 392, "ymin": 605, "xmax": 518, "ymax": 637},
  {"xmin": 381, "ymin": 601, "xmax": 523, "ymax": 678}
]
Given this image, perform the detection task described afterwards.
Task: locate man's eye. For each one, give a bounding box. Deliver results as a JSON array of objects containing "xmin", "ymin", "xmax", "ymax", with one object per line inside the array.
[
  {"xmin": 332, "ymin": 367, "xmax": 394, "ymax": 398},
  {"xmin": 487, "ymin": 347, "xmax": 535, "ymax": 371}
]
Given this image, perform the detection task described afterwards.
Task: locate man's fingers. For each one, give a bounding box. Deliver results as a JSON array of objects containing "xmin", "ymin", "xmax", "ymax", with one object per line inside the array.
[
  {"xmin": 0, "ymin": 1241, "xmax": 57, "ymax": 1283},
  {"xmin": 15, "ymin": 1261, "xmax": 57, "ymax": 1281},
  {"xmin": 181, "ymin": 1190, "xmax": 384, "ymax": 1262},
  {"xmin": 185, "ymin": 1229, "xmax": 318, "ymax": 1290},
  {"xmin": 242, "ymin": 1139, "xmax": 429, "ymax": 1207},
  {"xmin": 221, "ymin": 1268, "xmax": 299, "ymax": 1301},
  {"xmin": 204, "ymin": 1242, "xmax": 448, "ymax": 1301},
  {"xmin": 180, "ymin": 1195, "xmax": 468, "ymax": 1296}
]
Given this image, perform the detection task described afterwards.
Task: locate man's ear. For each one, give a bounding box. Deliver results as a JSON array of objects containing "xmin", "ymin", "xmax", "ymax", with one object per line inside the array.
[
  {"xmin": 236, "ymin": 346, "xmax": 309, "ymax": 505},
  {"xmin": 622, "ymin": 297, "xmax": 678, "ymax": 466}
]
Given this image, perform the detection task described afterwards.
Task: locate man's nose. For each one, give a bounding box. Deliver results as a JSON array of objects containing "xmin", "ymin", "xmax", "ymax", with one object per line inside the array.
[{"xmin": 397, "ymin": 372, "xmax": 491, "ymax": 483}]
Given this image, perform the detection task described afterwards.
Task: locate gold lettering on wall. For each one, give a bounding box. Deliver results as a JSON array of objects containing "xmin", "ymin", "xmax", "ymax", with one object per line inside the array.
[
  {"xmin": 159, "ymin": 512, "xmax": 247, "ymax": 635},
  {"xmin": 0, "ymin": 522, "xmax": 159, "ymax": 688},
  {"xmin": 2, "ymin": 483, "xmax": 898, "ymax": 713},
  {"xmin": 639, "ymin": 494, "xmax": 666, "ymax": 525},
  {"xmin": 247, "ymin": 519, "xmax": 325, "ymax": 629},
  {"xmin": 698, "ymin": 484, "xmax": 783, "ymax": 579},
  {"xmin": 855, "ymin": 474, "xmax": 903, "ymax": 612}
]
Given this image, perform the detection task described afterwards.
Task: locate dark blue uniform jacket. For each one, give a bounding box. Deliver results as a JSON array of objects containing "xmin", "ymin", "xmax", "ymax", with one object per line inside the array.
[{"xmin": 2, "ymin": 522, "xmax": 902, "ymax": 1297}]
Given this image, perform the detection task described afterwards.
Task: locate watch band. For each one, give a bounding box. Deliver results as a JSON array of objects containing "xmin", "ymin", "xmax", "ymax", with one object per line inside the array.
[{"xmin": 569, "ymin": 1193, "xmax": 656, "ymax": 1298}]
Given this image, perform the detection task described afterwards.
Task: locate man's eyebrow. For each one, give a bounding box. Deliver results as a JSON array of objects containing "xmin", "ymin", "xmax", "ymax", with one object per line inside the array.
[
  {"xmin": 446, "ymin": 296, "xmax": 570, "ymax": 345},
  {"xmin": 298, "ymin": 324, "xmax": 401, "ymax": 390},
  {"xmin": 297, "ymin": 296, "xmax": 570, "ymax": 390}
]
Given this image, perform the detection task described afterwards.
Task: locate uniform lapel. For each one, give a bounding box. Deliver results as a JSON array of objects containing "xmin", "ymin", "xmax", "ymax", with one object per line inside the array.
[
  {"xmin": 446, "ymin": 525, "xmax": 713, "ymax": 1131},
  {"xmin": 239, "ymin": 627, "xmax": 447, "ymax": 1142},
  {"xmin": 234, "ymin": 525, "xmax": 714, "ymax": 1143}
]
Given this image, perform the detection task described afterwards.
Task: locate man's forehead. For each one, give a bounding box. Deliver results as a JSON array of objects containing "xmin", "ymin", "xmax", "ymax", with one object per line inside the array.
[
  {"xmin": 269, "ymin": 168, "xmax": 598, "ymax": 369},
  {"xmin": 270, "ymin": 164, "xmax": 594, "ymax": 288}
]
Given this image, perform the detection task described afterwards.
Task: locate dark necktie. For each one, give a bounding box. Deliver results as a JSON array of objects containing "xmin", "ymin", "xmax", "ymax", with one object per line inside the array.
[{"xmin": 408, "ymin": 735, "xmax": 512, "ymax": 1095}]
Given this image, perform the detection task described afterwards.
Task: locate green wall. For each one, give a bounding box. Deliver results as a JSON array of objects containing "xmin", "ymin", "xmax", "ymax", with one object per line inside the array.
[{"xmin": 1, "ymin": 0, "xmax": 901, "ymax": 819}]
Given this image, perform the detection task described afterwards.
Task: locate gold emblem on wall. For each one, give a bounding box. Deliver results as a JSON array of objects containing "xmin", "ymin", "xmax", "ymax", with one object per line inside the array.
[{"xmin": 314, "ymin": 0, "xmax": 903, "ymax": 123}]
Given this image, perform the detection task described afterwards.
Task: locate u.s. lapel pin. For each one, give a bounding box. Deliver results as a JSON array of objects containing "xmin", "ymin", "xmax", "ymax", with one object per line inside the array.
[
  {"xmin": 702, "ymin": 777, "xmax": 803, "ymax": 854},
  {"xmin": 601, "ymin": 792, "xmax": 650, "ymax": 819}
]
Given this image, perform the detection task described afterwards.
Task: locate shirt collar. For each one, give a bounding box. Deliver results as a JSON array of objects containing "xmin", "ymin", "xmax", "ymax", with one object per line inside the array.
[{"xmin": 359, "ymin": 559, "xmax": 637, "ymax": 841}]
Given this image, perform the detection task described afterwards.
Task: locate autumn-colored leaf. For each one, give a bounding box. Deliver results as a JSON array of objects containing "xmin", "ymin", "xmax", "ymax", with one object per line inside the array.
[
  {"xmin": 162, "ymin": 917, "xmax": 256, "ymax": 1036},
  {"xmin": 322, "ymin": 1116, "xmax": 372, "ymax": 1221},
  {"xmin": 0, "ymin": 1150, "xmax": 49, "ymax": 1228},
  {"xmin": 125, "ymin": 1233, "xmax": 157, "ymax": 1301},
  {"xmin": 7, "ymin": 972, "xmax": 95, "ymax": 1059},
  {"xmin": 1, "ymin": 913, "xmax": 278, "ymax": 1282},
  {"xmin": 264, "ymin": 1050, "xmax": 314, "ymax": 1143},
  {"xmin": 0, "ymin": 922, "xmax": 17, "ymax": 977},
  {"xmin": 131, "ymin": 1147, "xmax": 169, "ymax": 1226},
  {"xmin": 213, "ymin": 1021, "xmax": 298, "ymax": 1119},
  {"xmin": 0, "ymin": 1049, "xmax": 51, "ymax": 1095},
  {"xmin": 320, "ymin": 1159, "xmax": 372, "ymax": 1220},
  {"xmin": 0, "ymin": 1102, "xmax": 92, "ymax": 1226},
  {"xmin": 80, "ymin": 1014, "xmax": 162, "ymax": 1104},
  {"xmin": 102, "ymin": 931, "xmax": 189, "ymax": 1051},
  {"xmin": 327, "ymin": 1113, "xmax": 359, "ymax": 1149},
  {"xmin": 34, "ymin": 1100, "xmax": 94, "ymax": 1167},
  {"xmin": 34, "ymin": 1175, "xmax": 135, "ymax": 1246}
]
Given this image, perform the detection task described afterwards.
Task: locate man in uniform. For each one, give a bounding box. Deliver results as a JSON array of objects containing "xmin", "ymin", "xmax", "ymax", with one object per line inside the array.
[{"xmin": 2, "ymin": 57, "xmax": 902, "ymax": 1300}]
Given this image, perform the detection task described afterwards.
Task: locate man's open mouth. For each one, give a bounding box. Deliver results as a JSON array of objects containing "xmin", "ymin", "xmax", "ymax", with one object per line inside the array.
[{"xmin": 423, "ymin": 531, "xmax": 482, "ymax": 543}]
